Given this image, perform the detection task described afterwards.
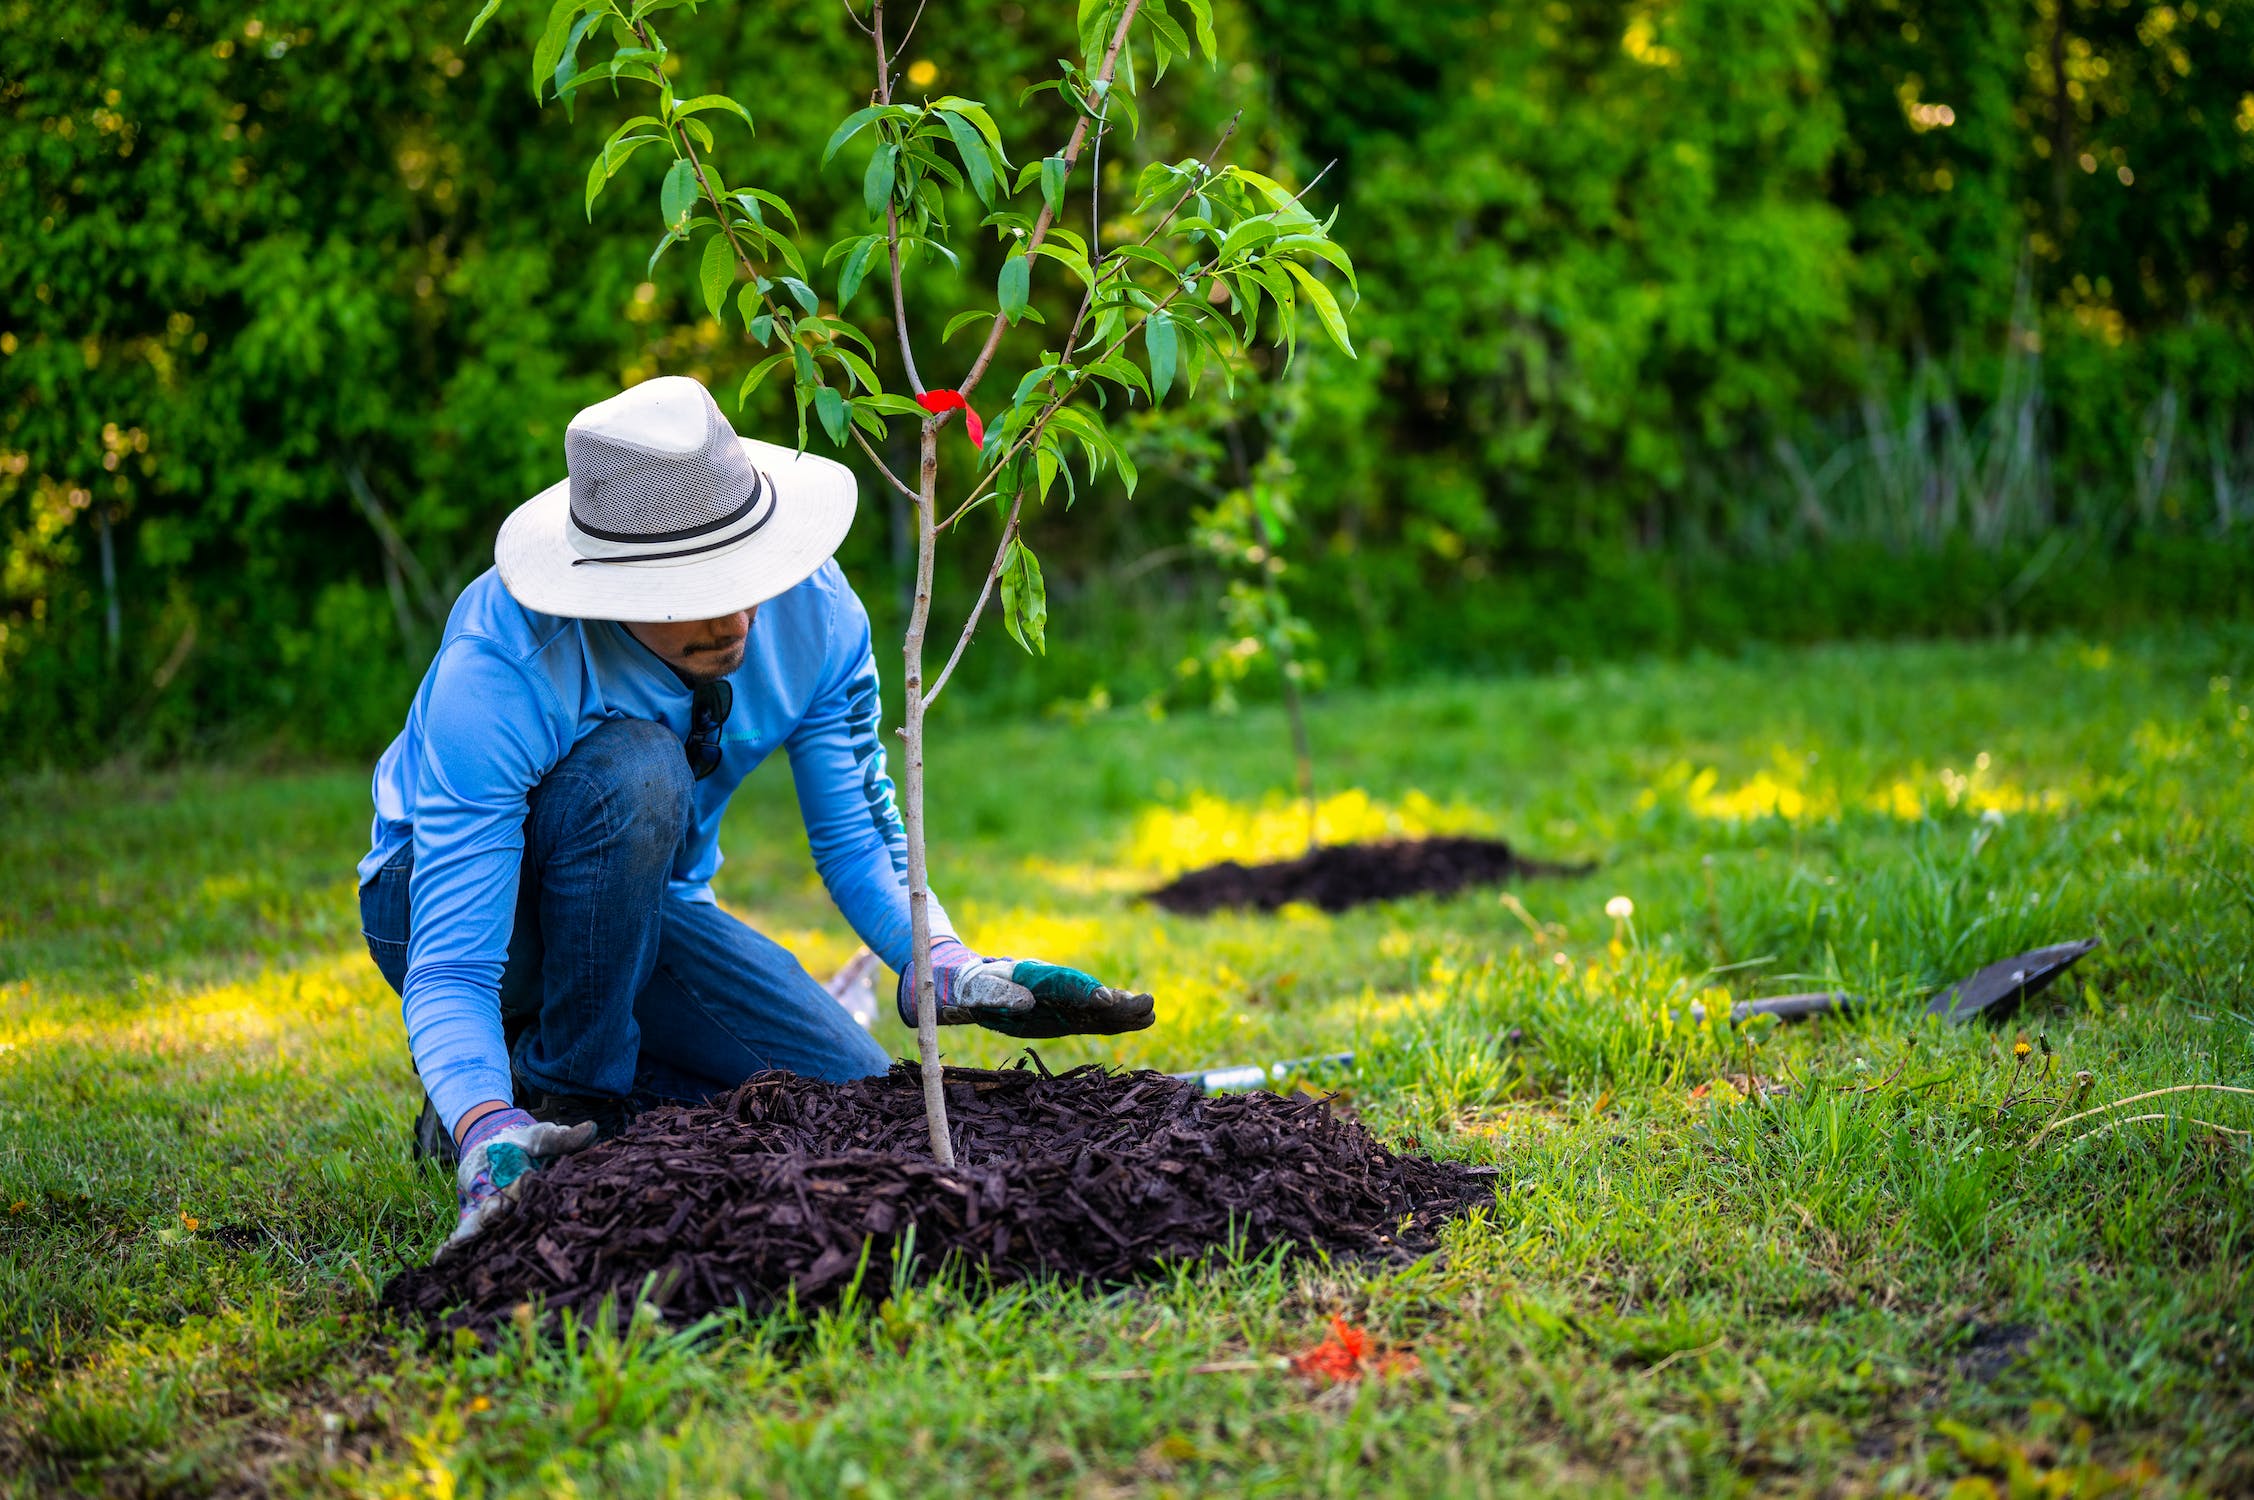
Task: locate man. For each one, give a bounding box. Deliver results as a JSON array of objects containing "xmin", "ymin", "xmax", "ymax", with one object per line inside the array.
[{"xmin": 359, "ymin": 375, "xmax": 1153, "ymax": 1247}]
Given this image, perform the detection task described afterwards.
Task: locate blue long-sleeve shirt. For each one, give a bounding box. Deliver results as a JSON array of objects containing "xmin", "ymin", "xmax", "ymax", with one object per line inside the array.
[{"xmin": 360, "ymin": 561, "xmax": 951, "ymax": 1131}]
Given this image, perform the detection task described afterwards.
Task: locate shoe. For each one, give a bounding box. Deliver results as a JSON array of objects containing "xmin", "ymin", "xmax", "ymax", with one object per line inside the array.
[
  {"xmin": 410, "ymin": 1095, "xmax": 457, "ymax": 1169},
  {"xmin": 408, "ymin": 1087, "xmax": 645, "ymax": 1170},
  {"xmin": 522, "ymin": 1089, "xmax": 642, "ymax": 1142}
]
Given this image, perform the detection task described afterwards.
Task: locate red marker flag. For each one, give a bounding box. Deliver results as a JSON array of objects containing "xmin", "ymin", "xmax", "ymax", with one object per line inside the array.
[{"xmin": 913, "ymin": 389, "xmax": 984, "ymax": 448}]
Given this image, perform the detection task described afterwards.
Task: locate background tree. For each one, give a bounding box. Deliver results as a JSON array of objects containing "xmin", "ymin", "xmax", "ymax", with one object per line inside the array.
[
  {"xmin": 5, "ymin": 0, "xmax": 2251, "ymax": 766},
  {"xmin": 1149, "ymin": 367, "xmax": 1325, "ymax": 851}
]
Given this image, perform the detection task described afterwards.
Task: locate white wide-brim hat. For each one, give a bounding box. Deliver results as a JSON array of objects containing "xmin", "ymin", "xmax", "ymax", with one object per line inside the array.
[{"xmin": 495, "ymin": 375, "xmax": 856, "ymax": 622}]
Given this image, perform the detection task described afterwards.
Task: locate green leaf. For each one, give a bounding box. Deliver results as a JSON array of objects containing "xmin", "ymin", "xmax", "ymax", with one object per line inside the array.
[
  {"xmin": 1178, "ymin": 0, "xmax": 1218, "ymax": 61},
  {"xmin": 836, "ymin": 236, "xmax": 877, "ymax": 307},
  {"xmin": 1030, "ymin": 241, "xmax": 1093, "ymax": 288},
  {"xmin": 1105, "ymin": 243, "xmax": 1180, "ymax": 277},
  {"xmin": 1078, "ymin": 0, "xmax": 1116, "ymax": 67},
  {"xmin": 737, "ymin": 284, "xmax": 770, "ymax": 339},
  {"xmin": 463, "ymin": 0, "xmax": 506, "ymax": 46},
  {"xmin": 737, "ymin": 351, "xmax": 791, "ymax": 404},
  {"xmin": 792, "ymin": 342, "xmax": 817, "ymax": 388},
  {"xmin": 1225, "ymin": 166, "xmax": 1303, "ymax": 215},
  {"xmin": 1000, "ymin": 537, "xmax": 1047, "ymax": 655},
  {"xmin": 935, "ymin": 110, "xmax": 998, "ymax": 205},
  {"xmin": 673, "ymin": 94, "xmax": 755, "ymax": 133},
  {"xmin": 814, "ymin": 385, "xmax": 848, "ymax": 446},
  {"xmin": 1144, "ymin": 311, "xmax": 1178, "ymax": 401},
  {"xmin": 1282, "ymin": 260, "xmax": 1355, "ymax": 357},
  {"xmin": 857, "ymin": 393, "xmax": 929, "ymax": 418},
  {"xmin": 779, "ymin": 277, "xmax": 820, "ymax": 314},
  {"xmin": 529, "ymin": 0, "xmax": 579, "ymax": 101},
  {"xmin": 1143, "ymin": 5, "xmax": 1192, "ymax": 74},
  {"xmin": 863, "ymin": 142, "xmax": 898, "ymax": 218},
  {"xmin": 660, "ymin": 158, "xmax": 699, "ymax": 230},
  {"xmin": 583, "ymin": 153, "xmax": 607, "ymax": 220},
  {"xmin": 833, "ymin": 347, "xmax": 883, "ymax": 394},
  {"xmin": 646, "ymin": 225, "xmax": 681, "ymax": 277},
  {"xmin": 551, "ymin": 10, "xmax": 602, "ymax": 120},
  {"xmin": 1112, "ymin": 436, "xmax": 1138, "ymax": 496},
  {"xmin": 1087, "ymin": 353, "xmax": 1151, "ymax": 404},
  {"xmin": 1217, "ymin": 216, "xmax": 1279, "ymax": 263},
  {"xmin": 735, "ymin": 187, "xmax": 799, "ymax": 229},
  {"xmin": 997, "ymin": 254, "xmax": 1031, "ymax": 324},
  {"xmin": 930, "ymin": 96, "xmax": 1011, "ymax": 165},
  {"xmin": 1275, "ymin": 233, "xmax": 1358, "ymax": 292},
  {"xmin": 1040, "ymin": 154, "xmax": 1068, "ymax": 217},
  {"xmin": 699, "ymin": 233, "xmax": 734, "ymax": 321},
  {"xmin": 815, "ymin": 317, "xmax": 879, "ymax": 360},
  {"xmin": 943, "ymin": 308, "xmax": 995, "ymax": 342},
  {"xmin": 823, "ymin": 105, "xmax": 886, "ymax": 166}
]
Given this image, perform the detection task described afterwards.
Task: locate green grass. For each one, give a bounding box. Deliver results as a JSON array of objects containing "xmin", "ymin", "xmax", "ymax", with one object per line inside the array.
[{"xmin": 3, "ymin": 630, "xmax": 2251, "ymax": 1496}]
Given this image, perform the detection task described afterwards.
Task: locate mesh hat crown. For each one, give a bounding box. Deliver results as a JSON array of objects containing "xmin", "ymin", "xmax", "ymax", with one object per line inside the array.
[{"xmin": 562, "ymin": 376, "xmax": 775, "ymax": 565}]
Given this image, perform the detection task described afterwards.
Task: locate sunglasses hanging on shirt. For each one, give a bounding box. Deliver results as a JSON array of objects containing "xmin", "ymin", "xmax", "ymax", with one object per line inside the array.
[{"xmin": 685, "ymin": 678, "xmax": 734, "ymax": 781}]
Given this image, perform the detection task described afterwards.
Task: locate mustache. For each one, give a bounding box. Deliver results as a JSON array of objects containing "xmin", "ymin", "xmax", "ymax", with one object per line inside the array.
[{"xmin": 680, "ymin": 634, "xmax": 746, "ymax": 656}]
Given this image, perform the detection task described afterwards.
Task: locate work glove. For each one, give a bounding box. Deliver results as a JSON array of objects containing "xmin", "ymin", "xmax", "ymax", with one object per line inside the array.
[
  {"xmin": 900, "ymin": 936, "xmax": 1156, "ymax": 1039},
  {"xmin": 439, "ymin": 1107, "xmax": 597, "ymax": 1253}
]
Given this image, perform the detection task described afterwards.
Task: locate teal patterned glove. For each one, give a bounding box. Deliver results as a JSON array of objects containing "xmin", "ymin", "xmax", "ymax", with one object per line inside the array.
[
  {"xmin": 901, "ymin": 938, "xmax": 1156, "ymax": 1039},
  {"xmin": 439, "ymin": 1108, "xmax": 597, "ymax": 1253}
]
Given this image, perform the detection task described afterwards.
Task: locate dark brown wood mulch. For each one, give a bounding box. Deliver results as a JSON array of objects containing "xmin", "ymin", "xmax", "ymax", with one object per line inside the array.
[
  {"xmin": 381, "ymin": 1060, "xmax": 1492, "ymax": 1336},
  {"xmin": 1145, "ymin": 835, "xmax": 1590, "ymax": 916}
]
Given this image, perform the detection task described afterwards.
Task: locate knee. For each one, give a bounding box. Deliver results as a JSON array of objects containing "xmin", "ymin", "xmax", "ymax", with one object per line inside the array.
[
  {"xmin": 829, "ymin": 1023, "xmax": 893, "ymax": 1083},
  {"xmin": 537, "ymin": 717, "xmax": 692, "ymax": 865}
]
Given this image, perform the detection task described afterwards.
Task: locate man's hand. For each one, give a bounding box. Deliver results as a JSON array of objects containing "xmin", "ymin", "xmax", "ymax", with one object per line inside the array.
[
  {"xmin": 901, "ymin": 937, "xmax": 1156, "ymax": 1039},
  {"xmin": 440, "ymin": 1107, "xmax": 597, "ymax": 1253}
]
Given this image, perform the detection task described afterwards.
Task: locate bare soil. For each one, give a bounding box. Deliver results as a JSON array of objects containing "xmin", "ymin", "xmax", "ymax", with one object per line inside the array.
[{"xmin": 1145, "ymin": 835, "xmax": 1588, "ymax": 916}]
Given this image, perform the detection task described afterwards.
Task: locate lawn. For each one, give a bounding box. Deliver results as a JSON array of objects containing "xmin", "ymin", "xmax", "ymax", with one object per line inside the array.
[{"xmin": 2, "ymin": 631, "xmax": 2251, "ymax": 1496}]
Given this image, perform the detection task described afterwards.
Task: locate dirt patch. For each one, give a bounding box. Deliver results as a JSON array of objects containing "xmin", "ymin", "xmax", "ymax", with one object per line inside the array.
[
  {"xmin": 382, "ymin": 1060, "xmax": 1491, "ymax": 1336},
  {"xmin": 1953, "ymin": 1320, "xmax": 2038, "ymax": 1384},
  {"xmin": 1145, "ymin": 836, "xmax": 1589, "ymax": 916}
]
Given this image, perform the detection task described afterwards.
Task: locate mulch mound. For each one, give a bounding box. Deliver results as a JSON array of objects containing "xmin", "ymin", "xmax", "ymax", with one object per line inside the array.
[
  {"xmin": 382, "ymin": 1060, "xmax": 1491, "ymax": 1336},
  {"xmin": 1146, "ymin": 835, "xmax": 1589, "ymax": 916}
]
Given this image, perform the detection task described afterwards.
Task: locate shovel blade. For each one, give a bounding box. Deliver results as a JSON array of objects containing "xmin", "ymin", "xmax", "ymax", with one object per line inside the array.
[{"xmin": 1925, "ymin": 939, "xmax": 2099, "ymax": 1024}]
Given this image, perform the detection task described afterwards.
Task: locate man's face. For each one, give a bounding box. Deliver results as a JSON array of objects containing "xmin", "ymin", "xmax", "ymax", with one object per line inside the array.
[{"xmin": 624, "ymin": 608, "xmax": 754, "ymax": 686}]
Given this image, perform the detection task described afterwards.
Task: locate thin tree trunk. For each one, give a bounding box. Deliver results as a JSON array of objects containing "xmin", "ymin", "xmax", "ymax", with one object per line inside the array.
[
  {"xmin": 97, "ymin": 510, "xmax": 120, "ymax": 669},
  {"xmin": 901, "ymin": 420, "xmax": 955, "ymax": 1166},
  {"xmin": 1280, "ymin": 664, "xmax": 1317, "ymax": 853},
  {"xmin": 1246, "ymin": 499, "xmax": 1317, "ymax": 852},
  {"xmin": 2048, "ymin": 0, "xmax": 2073, "ymax": 232}
]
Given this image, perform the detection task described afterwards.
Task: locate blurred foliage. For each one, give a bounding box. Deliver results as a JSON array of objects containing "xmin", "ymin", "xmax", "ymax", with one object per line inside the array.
[{"xmin": 2, "ymin": 0, "xmax": 2251, "ymax": 765}]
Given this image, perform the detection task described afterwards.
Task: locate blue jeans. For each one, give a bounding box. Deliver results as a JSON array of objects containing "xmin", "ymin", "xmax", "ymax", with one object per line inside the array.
[{"xmin": 360, "ymin": 717, "xmax": 891, "ymax": 1111}]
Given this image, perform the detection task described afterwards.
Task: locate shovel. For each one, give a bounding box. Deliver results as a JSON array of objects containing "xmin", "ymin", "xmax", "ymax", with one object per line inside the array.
[{"xmin": 1674, "ymin": 938, "xmax": 2099, "ymax": 1029}]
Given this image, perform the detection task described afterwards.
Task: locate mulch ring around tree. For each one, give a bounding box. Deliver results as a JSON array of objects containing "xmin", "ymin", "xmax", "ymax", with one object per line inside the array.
[
  {"xmin": 382, "ymin": 1059, "xmax": 1495, "ymax": 1337},
  {"xmin": 1144, "ymin": 835, "xmax": 1591, "ymax": 917}
]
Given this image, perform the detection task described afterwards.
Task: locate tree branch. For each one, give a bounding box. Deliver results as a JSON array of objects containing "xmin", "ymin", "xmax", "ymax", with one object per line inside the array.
[
  {"xmin": 635, "ymin": 17, "xmax": 920, "ymax": 496},
  {"xmin": 955, "ymin": 0, "xmax": 1144, "ymax": 400},
  {"xmin": 923, "ymin": 490, "xmax": 1025, "ymax": 710},
  {"xmin": 1061, "ymin": 110, "xmax": 1238, "ymax": 361},
  {"xmin": 935, "ymin": 272, "xmax": 1203, "ymax": 536},
  {"xmin": 852, "ymin": 427, "xmax": 923, "ymax": 501},
  {"xmin": 871, "ymin": 2, "xmax": 926, "ymax": 394}
]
